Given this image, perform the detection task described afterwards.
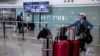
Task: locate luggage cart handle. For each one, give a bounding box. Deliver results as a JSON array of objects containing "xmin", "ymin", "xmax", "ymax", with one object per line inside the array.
[
  {"xmin": 56, "ymin": 28, "xmax": 61, "ymax": 40},
  {"xmin": 42, "ymin": 48, "xmax": 53, "ymax": 51},
  {"xmin": 68, "ymin": 28, "xmax": 75, "ymax": 40}
]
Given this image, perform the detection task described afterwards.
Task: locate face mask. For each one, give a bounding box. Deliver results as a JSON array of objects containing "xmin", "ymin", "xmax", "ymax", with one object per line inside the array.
[{"xmin": 79, "ymin": 16, "xmax": 82, "ymax": 19}]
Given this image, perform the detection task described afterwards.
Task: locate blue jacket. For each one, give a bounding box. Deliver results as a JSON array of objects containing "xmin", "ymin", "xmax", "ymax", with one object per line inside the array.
[{"xmin": 67, "ymin": 20, "xmax": 93, "ymax": 35}]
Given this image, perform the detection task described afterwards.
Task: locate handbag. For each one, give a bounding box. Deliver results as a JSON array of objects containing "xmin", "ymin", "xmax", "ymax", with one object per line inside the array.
[{"xmin": 85, "ymin": 29, "xmax": 93, "ymax": 44}]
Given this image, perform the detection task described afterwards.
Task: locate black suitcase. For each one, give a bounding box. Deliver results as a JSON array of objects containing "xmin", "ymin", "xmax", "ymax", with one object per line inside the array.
[{"xmin": 30, "ymin": 23, "xmax": 35, "ymax": 30}]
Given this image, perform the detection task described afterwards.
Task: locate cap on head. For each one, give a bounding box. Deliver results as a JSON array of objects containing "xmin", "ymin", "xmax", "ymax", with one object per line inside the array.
[{"xmin": 79, "ymin": 12, "xmax": 86, "ymax": 16}]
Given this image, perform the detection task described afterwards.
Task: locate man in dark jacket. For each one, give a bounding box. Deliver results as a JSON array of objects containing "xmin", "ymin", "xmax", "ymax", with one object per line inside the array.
[{"xmin": 17, "ymin": 12, "xmax": 23, "ymax": 33}]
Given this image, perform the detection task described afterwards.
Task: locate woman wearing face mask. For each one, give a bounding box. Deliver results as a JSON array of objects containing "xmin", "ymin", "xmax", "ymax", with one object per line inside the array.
[{"xmin": 66, "ymin": 12, "xmax": 93, "ymax": 52}]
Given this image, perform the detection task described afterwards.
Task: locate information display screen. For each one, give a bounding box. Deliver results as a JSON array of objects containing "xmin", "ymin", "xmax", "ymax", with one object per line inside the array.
[{"xmin": 23, "ymin": 1, "xmax": 49, "ymax": 13}]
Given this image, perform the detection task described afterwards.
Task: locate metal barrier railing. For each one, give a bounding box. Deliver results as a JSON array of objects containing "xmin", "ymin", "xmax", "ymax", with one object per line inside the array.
[
  {"xmin": 0, "ymin": 20, "xmax": 48, "ymax": 40},
  {"xmin": 0, "ymin": 20, "xmax": 100, "ymax": 41}
]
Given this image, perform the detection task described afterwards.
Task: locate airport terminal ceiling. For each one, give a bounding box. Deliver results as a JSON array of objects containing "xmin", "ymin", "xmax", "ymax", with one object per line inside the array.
[{"xmin": 0, "ymin": 0, "xmax": 17, "ymax": 2}]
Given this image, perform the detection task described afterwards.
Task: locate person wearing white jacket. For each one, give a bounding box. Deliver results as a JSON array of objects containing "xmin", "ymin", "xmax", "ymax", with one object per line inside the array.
[{"xmin": 25, "ymin": 14, "xmax": 32, "ymax": 31}]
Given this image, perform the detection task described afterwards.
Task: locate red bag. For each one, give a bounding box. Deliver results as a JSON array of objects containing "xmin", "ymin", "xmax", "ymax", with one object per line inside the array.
[
  {"xmin": 67, "ymin": 28, "xmax": 80, "ymax": 56},
  {"xmin": 53, "ymin": 40, "xmax": 69, "ymax": 56}
]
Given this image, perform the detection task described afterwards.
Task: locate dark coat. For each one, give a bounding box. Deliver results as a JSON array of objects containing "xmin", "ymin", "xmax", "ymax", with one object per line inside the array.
[
  {"xmin": 37, "ymin": 28, "xmax": 52, "ymax": 39},
  {"xmin": 17, "ymin": 15, "xmax": 23, "ymax": 28}
]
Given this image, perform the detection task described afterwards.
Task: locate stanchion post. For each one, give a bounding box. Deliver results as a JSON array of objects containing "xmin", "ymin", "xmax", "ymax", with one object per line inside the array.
[
  {"xmin": 39, "ymin": 13, "xmax": 41, "ymax": 29},
  {"xmin": 46, "ymin": 37, "xmax": 49, "ymax": 56},
  {"xmin": 46, "ymin": 23, "xmax": 49, "ymax": 56},
  {"xmin": 22, "ymin": 22, "xmax": 24, "ymax": 40},
  {"xmin": 46, "ymin": 23, "xmax": 47, "ymax": 29},
  {"xmin": 3, "ymin": 21, "xmax": 6, "ymax": 38},
  {"xmin": 98, "ymin": 25, "xmax": 100, "ymax": 43},
  {"xmin": 99, "ymin": 25, "xmax": 100, "ymax": 33}
]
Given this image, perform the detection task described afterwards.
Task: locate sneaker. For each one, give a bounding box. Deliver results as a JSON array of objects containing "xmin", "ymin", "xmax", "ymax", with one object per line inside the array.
[
  {"xmin": 80, "ymin": 48, "xmax": 86, "ymax": 52},
  {"xmin": 83, "ymin": 48, "xmax": 86, "ymax": 52}
]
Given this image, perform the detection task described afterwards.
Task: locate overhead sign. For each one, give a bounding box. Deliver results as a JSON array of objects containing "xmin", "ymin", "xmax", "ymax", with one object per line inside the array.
[{"xmin": 23, "ymin": 1, "xmax": 49, "ymax": 13}]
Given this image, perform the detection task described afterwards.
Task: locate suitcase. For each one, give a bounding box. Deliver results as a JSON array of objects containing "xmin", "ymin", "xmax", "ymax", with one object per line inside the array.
[
  {"xmin": 42, "ymin": 38, "xmax": 53, "ymax": 56},
  {"xmin": 67, "ymin": 28, "xmax": 80, "ymax": 56},
  {"xmin": 53, "ymin": 40, "xmax": 69, "ymax": 56},
  {"xmin": 67, "ymin": 40, "xmax": 80, "ymax": 56},
  {"xmin": 56, "ymin": 27, "xmax": 68, "ymax": 40},
  {"xmin": 55, "ymin": 35, "xmax": 67, "ymax": 40},
  {"xmin": 30, "ymin": 23, "xmax": 35, "ymax": 30},
  {"xmin": 53, "ymin": 28, "xmax": 69, "ymax": 56}
]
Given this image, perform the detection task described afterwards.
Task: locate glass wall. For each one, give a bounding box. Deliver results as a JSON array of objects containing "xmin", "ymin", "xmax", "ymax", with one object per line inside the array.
[
  {"xmin": 0, "ymin": 6, "xmax": 100, "ymax": 56},
  {"xmin": 15, "ymin": 6, "xmax": 100, "ymax": 29},
  {"xmin": 0, "ymin": 8, "xmax": 16, "ymax": 24}
]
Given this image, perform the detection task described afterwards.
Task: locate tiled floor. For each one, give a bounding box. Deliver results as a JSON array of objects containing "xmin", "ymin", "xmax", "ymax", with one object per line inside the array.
[
  {"xmin": 0, "ymin": 38, "xmax": 42, "ymax": 56},
  {"xmin": 0, "ymin": 37, "xmax": 100, "ymax": 56},
  {"xmin": 0, "ymin": 28, "xmax": 100, "ymax": 56}
]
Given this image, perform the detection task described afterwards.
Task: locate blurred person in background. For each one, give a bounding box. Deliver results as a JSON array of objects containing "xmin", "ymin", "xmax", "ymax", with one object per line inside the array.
[
  {"xmin": 17, "ymin": 12, "xmax": 24, "ymax": 33},
  {"xmin": 25, "ymin": 14, "xmax": 32, "ymax": 31}
]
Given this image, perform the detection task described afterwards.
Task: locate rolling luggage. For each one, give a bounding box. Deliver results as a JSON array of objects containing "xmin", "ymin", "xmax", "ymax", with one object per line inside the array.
[
  {"xmin": 30, "ymin": 22, "xmax": 35, "ymax": 30},
  {"xmin": 53, "ymin": 27, "xmax": 69, "ymax": 56},
  {"xmin": 67, "ymin": 28, "xmax": 80, "ymax": 56},
  {"xmin": 54, "ymin": 28, "xmax": 80, "ymax": 56},
  {"xmin": 42, "ymin": 37, "xmax": 53, "ymax": 56},
  {"xmin": 39, "ymin": 28, "xmax": 53, "ymax": 56},
  {"xmin": 55, "ymin": 27, "xmax": 68, "ymax": 40},
  {"xmin": 53, "ymin": 40, "xmax": 69, "ymax": 56},
  {"xmin": 67, "ymin": 40, "xmax": 80, "ymax": 56},
  {"xmin": 55, "ymin": 35, "xmax": 67, "ymax": 40}
]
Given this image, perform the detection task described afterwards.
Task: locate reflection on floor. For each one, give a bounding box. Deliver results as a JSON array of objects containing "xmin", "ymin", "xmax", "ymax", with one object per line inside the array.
[
  {"xmin": 0, "ymin": 37, "xmax": 100, "ymax": 56},
  {"xmin": 0, "ymin": 38, "xmax": 42, "ymax": 56},
  {"xmin": 0, "ymin": 28, "xmax": 100, "ymax": 56}
]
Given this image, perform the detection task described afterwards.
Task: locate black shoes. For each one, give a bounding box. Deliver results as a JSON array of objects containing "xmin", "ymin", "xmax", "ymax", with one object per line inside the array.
[{"xmin": 80, "ymin": 48, "xmax": 86, "ymax": 52}]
